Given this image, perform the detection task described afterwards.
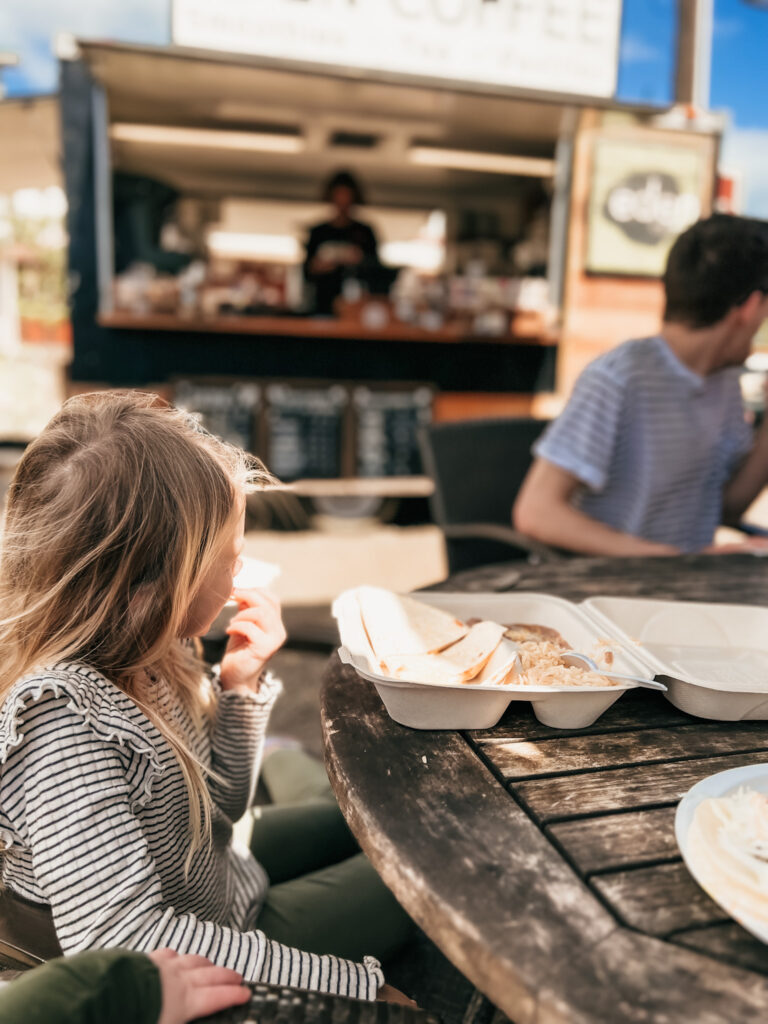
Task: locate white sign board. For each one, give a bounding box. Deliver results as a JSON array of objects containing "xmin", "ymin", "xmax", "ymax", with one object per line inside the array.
[{"xmin": 173, "ymin": 0, "xmax": 622, "ymax": 100}]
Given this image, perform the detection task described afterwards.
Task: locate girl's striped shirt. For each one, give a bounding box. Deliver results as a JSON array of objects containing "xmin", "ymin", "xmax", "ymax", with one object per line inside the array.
[{"xmin": 0, "ymin": 663, "xmax": 382, "ymax": 998}]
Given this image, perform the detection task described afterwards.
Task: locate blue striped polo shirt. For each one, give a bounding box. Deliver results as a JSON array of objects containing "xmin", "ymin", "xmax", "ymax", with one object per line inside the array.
[{"xmin": 533, "ymin": 336, "xmax": 753, "ymax": 552}]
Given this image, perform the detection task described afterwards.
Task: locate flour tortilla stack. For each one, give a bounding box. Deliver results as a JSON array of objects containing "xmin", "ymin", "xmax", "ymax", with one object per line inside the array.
[
  {"xmin": 357, "ymin": 586, "xmax": 468, "ymax": 661},
  {"xmin": 383, "ymin": 621, "xmax": 507, "ymax": 685}
]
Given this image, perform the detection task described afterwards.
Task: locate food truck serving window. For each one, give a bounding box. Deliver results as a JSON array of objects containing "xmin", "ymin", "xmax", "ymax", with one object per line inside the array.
[{"xmin": 172, "ymin": 0, "xmax": 623, "ymax": 100}]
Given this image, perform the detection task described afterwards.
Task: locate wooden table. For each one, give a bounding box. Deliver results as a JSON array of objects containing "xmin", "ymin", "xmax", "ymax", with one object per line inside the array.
[{"xmin": 321, "ymin": 556, "xmax": 768, "ymax": 1024}]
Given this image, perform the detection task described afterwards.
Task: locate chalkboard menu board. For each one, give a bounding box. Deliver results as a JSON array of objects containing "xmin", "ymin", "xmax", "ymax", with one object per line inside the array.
[
  {"xmin": 174, "ymin": 380, "xmax": 260, "ymax": 451},
  {"xmin": 354, "ymin": 386, "xmax": 432, "ymax": 477},
  {"xmin": 266, "ymin": 383, "xmax": 348, "ymax": 481}
]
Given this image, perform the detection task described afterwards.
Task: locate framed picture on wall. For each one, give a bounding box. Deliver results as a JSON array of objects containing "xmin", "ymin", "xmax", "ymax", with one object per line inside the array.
[{"xmin": 586, "ymin": 138, "xmax": 707, "ymax": 277}]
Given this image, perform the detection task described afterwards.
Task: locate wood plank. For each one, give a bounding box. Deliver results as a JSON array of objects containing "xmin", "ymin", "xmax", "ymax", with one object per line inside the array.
[
  {"xmin": 534, "ymin": 926, "xmax": 768, "ymax": 1024},
  {"xmin": 513, "ymin": 751, "xmax": 768, "ymax": 822},
  {"xmin": 592, "ymin": 862, "xmax": 726, "ymax": 937},
  {"xmin": 477, "ymin": 723, "xmax": 768, "ymax": 781},
  {"xmin": 467, "ymin": 688, "xmax": 685, "ymax": 744},
  {"xmin": 673, "ymin": 923, "xmax": 768, "ymax": 977},
  {"xmin": 435, "ymin": 553, "xmax": 768, "ymax": 607},
  {"xmin": 548, "ymin": 807, "xmax": 678, "ymax": 875}
]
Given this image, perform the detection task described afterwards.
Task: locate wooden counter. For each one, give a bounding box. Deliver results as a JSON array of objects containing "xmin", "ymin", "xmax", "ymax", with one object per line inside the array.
[{"xmin": 98, "ymin": 310, "xmax": 557, "ymax": 346}]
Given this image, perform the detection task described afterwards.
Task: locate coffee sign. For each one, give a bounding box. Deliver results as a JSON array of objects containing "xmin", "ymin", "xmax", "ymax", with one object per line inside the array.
[
  {"xmin": 586, "ymin": 140, "xmax": 707, "ymax": 277},
  {"xmin": 173, "ymin": 0, "xmax": 622, "ymax": 100}
]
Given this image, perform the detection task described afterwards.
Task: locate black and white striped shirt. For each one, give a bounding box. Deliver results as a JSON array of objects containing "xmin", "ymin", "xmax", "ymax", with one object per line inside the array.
[
  {"xmin": 0, "ymin": 663, "xmax": 382, "ymax": 998},
  {"xmin": 534, "ymin": 336, "xmax": 753, "ymax": 551}
]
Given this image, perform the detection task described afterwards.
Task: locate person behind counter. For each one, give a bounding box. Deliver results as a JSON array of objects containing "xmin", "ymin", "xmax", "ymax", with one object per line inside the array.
[{"xmin": 303, "ymin": 171, "xmax": 383, "ymax": 315}]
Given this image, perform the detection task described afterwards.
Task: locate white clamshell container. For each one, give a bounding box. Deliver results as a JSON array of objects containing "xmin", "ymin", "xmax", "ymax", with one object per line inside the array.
[
  {"xmin": 333, "ymin": 591, "xmax": 652, "ymax": 730},
  {"xmin": 585, "ymin": 596, "xmax": 768, "ymax": 721}
]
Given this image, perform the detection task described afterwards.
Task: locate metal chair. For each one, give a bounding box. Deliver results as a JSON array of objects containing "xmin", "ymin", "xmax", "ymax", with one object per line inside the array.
[
  {"xmin": 418, "ymin": 417, "xmax": 560, "ymax": 575},
  {"xmin": 0, "ymin": 888, "xmax": 62, "ymax": 972},
  {"xmin": 198, "ymin": 984, "xmax": 441, "ymax": 1023}
]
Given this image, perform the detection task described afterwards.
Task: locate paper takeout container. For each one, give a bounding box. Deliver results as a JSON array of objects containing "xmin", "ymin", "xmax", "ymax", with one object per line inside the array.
[
  {"xmin": 335, "ymin": 591, "xmax": 768, "ymax": 730},
  {"xmin": 334, "ymin": 591, "xmax": 651, "ymax": 730},
  {"xmin": 584, "ymin": 596, "xmax": 768, "ymax": 721}
]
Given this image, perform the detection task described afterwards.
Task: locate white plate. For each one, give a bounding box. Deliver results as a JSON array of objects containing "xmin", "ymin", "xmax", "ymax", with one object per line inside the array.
[{"xmin": 675, "ymin": 763, "xmax": 768, "ymax": 944}]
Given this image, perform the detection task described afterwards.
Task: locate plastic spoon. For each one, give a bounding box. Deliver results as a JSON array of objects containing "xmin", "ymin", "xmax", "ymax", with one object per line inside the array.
[{"xmin": 561, "ymin": 651, "xmax": 668, "ymax": 692}]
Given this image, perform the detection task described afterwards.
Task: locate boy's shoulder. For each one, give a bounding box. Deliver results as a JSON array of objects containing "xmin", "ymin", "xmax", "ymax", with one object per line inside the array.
[{"xmin": 584, "ymin": 336, "xmax": 664, "ymax": 381}]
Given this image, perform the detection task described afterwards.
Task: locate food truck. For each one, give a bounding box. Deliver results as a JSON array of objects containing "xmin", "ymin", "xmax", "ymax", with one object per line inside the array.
[{"xmin": 60, "ymin": 1, "xmax": 720, "ymax": 487}]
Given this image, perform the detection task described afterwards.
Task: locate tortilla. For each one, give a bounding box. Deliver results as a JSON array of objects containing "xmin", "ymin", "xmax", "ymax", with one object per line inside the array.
[
  {"xmin": 468, "ymin": 638, "xmax": 520, "ymax": 686},
  {"xmin": 383, "ymin": 620, "xmax": 506, "ymax": 684},
  {"xmin": 356, "ymin": 586, "xmax": 467, "ymax": 658}
]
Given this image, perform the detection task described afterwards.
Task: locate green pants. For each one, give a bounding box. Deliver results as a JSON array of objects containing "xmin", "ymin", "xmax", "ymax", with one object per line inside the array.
[
  {"xmin": 252, "ymin": 749, "xmax": 412, "ymax": 963},
  {"xmin": 0, "ymin": 950, "xmax": 160, "ymax": 1024}
]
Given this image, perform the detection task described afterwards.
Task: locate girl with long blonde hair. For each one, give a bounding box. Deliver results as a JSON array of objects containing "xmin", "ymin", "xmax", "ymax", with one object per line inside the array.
[{"xmin": 0, "ymin": 391, "xmax": 409, "ymax": 1008}]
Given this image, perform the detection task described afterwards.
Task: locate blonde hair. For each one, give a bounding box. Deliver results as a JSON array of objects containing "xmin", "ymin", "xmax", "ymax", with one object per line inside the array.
[{"xmin": 0, "ymin": 390, "xmax": 267, "ymax": 864}]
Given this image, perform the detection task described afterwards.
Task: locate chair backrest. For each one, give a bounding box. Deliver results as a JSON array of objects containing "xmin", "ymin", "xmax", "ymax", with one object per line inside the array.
[
  {"xmin": 419, "ymin": 417, "xmax": 549, "ymax": 529},
  {"xmin": 418, "ymin": 417, "xmax": 549, "ymax": 573},
  {"xmin": 0, "ymin": 889, "xmax": 61, "ymax": 971}
]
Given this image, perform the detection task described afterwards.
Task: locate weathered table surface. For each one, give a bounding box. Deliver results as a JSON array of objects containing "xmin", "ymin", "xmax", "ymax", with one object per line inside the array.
[{"xmin": 321, "ymin": 556, "xmax": 768, "ymax": 1024}]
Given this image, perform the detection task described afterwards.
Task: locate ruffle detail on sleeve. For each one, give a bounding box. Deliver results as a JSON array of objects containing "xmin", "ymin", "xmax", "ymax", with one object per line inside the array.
[
  {"xmin": 0, "ymin": 663, "xmax": 166, "ymax": 811},
  {"xmin": 363, "ymin": 957, "xmax": 385, "ymax": 998},
  {"xmin": 0, "ymin": 824, "xmax": 16, "ymax": 853}
]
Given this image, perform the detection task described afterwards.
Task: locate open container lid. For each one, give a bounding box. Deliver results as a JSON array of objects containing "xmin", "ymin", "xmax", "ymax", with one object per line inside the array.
[{"xmin": 583, "ymin": 596, "xmax": 768, "ymax": 694}]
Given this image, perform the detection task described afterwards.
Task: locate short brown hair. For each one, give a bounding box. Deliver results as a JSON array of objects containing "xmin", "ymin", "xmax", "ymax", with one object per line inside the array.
[{"xmin": 663, "ymin": 214, "xmax": 768, "ymax": 328}]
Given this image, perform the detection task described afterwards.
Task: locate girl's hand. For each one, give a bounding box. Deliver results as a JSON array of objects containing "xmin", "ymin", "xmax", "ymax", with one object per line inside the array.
[
  {"xmin": 219, "ymin": 588, "xmax": 287, "ymax": 692},
  {"xmin": 150, "ymin": 949, "xmax": 250, "ymax": 1024}
]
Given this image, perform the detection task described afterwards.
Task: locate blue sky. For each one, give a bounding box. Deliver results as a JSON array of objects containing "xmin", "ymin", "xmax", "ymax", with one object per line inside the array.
[
  {"xmin": 2, "ymin": 0, "xmax": 768, "ymax": 212},
  {"xmin": 617, "ymin": 0, "xmax": 767, "ymax": 125},
  {"xmin": 617, "ymin": 0, "xmax": 768, "ymax": 215},
  {"xmin": 2, "ymin": 0, "xmax": 765, "ymax": 120}
]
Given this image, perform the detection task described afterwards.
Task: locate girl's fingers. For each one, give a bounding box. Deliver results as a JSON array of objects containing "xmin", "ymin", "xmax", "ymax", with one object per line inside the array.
[
  {"xmin": 149, "ymin": 948, "xmax": 179, "ymax": 964},
  {"xmin": 229, "ymin": 605, "xmax": 272, "ymax": 627},
  {"xmin": 230, "ymin": 605, "xmax": 283, "ymax": 634},
  {"xmin": 232, "ymin": 587, "xmax": 280, "ymax": 612},
  {"xmin": 228, "ymin": 607, "xmax": 285, "ymax": 639},
  {"xmin": 186, "ymin": 965, "xmax": 248, "ymax": 986},
  {"xmin": 226, "ymin": 620, "xmax": 267, "ymax": 646},
  {"xmin": 187, "ymin": 984, "xmax": 251, "ymax": 1019},
  {"xmin": 174, "ymin": 954, "xmax": 226, "ymax": 972}
]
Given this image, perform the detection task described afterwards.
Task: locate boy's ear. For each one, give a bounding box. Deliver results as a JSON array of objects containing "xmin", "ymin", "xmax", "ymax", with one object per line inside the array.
[{"xmin": 735, "ymin": 290, "xmax": 765, "ymax": 324}]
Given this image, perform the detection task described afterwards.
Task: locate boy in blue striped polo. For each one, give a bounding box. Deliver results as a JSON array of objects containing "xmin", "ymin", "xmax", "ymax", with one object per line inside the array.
[{"xmin": 514, "ymin": 215, "xmax": 768, "ymax": 555}]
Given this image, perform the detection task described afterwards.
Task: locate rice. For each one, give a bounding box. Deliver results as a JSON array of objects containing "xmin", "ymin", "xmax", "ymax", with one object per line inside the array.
[{"xmin": 514, "ymin": 638, "xmax": 619, "ymax": 688}]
